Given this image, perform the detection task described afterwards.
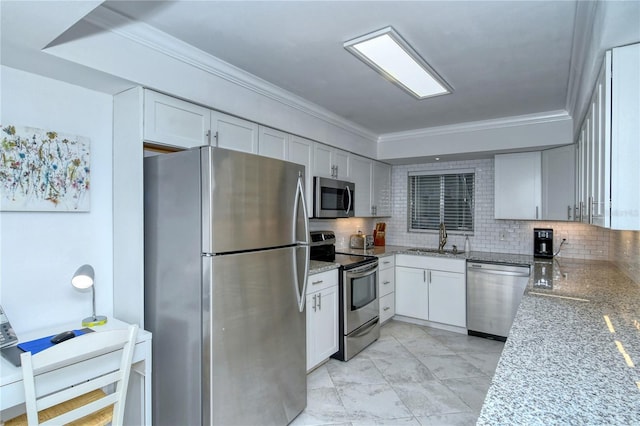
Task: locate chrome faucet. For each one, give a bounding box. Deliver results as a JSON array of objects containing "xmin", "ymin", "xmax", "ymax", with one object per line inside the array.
[{"xmin": 438, "ymin": 222, "xmax": 447, "ymax": 253}]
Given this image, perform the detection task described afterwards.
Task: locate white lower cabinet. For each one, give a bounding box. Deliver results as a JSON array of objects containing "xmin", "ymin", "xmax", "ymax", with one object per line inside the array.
[
  {"xmin": 378, "ymin": 255, "xmax": 395, "ymax": 323},
  {"xmin": 395, "ymin": 255, "xmax": 466, "ymax": 328},
  {"xmin": 428, "ymin": 270, "xmax": 466, "ymax": 327},
  {"xmin": 306, "ymin": 269, "xmax": 339, "ymax": 372},
  {"xmin": 395, "ymin": 267, "xmax": 429, "ymax": 320}
]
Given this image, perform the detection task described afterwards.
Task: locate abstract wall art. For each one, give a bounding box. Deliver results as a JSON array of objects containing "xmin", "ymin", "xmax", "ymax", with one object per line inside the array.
[{"xmin": 1, "ymin": 125, "xmax": 91, "ymax": 212}]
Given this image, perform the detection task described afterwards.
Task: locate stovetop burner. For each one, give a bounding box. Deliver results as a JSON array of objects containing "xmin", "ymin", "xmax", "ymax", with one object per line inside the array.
[
  {"xmin": 334, "ymin": 252, "xmax": 377, "ymax": 270},
  {"xmin": 309, "ymin": 230, "xmax": 377, "ymax": 270}
]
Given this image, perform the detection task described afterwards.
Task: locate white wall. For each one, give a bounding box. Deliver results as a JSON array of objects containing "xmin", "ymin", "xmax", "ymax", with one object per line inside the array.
[
  {"xmin": 571, "ymin": 1, "xmax": 640, "ymax": 135},
  {"xmin": 0, "ymin": 66, "xmax": 113, "ymax": 334},
  {"xmin": 378, "ymin": 114, "xmax": 573, "ymax": 162}
]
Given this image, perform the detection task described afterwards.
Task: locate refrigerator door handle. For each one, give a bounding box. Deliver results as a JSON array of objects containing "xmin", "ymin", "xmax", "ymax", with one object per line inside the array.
[
  {"xmin": 294, "ymin": 172, "xmax": 309, "ymax": 312},
  {"xmin": 294, "ymin": 172, "xmax": 310, "ymax": 245},
  {"xmin": 293, "ymin": 245, "xmax": 310, "ymax": 313}
]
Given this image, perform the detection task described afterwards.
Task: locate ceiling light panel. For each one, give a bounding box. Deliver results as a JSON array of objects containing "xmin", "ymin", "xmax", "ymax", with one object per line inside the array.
[{"xmin": 344, "ymin": 27, "xmax": 452, "ymax": 99}]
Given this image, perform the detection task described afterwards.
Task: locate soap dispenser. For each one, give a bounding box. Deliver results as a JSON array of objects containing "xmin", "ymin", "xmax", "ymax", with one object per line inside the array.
[{"xmin": 464, "ymin": 234, "xmax": 471, "ymax": 256}]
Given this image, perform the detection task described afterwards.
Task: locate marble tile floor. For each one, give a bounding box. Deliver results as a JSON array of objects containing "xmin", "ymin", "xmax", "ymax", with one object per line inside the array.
[{"xmin": 292, "ymin": 320, "xmax": 505, "ymax": 426}]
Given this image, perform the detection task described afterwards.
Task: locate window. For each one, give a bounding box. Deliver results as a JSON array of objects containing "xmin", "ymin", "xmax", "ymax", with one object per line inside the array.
[{"xmin": 408, "ymin": 170, "xmax": 474, "ymax": 233}]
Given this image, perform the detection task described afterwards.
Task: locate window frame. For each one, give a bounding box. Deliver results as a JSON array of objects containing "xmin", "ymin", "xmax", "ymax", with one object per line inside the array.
[{"xmin": 407, "ymin": 168, "xmax": 475, "ymax": 235}]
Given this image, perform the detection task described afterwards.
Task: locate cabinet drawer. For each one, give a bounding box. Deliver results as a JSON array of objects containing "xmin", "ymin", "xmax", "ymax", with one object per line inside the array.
[
  {"xmin": 380, "ymin": 293, "xmax": 395, "ymax": 323},
  {"xmin": 307, "ymin": 269, "xmax": 338, "ymax": 294},
  {"xmin": 378, "ymin": 255, "xmax": 395, "ymax": 270},
  {"xmin": 378, "ymin": 267, "xmax": 395, "ymax": 297},
  {"xmin": 396, "ymin": 254, "xmax": 465, "ymax": 273}
]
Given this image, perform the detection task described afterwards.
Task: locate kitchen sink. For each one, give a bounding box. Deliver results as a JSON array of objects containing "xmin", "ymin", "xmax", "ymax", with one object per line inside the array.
[{"xmin": 406, "ymin": 247, "xmax": 464, "ymax": 255}]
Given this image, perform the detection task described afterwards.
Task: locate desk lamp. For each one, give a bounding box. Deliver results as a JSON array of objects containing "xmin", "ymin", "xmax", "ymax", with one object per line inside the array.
[{"xmin": 71, "ymin": 264, "xmax": 107, "ymax": 326}]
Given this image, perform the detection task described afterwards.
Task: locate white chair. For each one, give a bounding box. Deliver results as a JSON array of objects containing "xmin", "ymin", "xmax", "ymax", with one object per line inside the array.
[{"xmin": 6, "ymin": 324, "xmax": 138, "ymax": 426}]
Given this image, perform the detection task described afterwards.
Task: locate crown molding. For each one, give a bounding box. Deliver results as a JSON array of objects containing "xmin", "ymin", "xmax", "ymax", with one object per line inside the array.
[
  {"xmin": 565, "ymin": 0, "xmax": 599, "ymax": 119},
  {"xmin": 85, "ymin": 6, "xmax": 378, "ymax": 142},
  {"xmin": 378, "ymin": 110, "xmax": 572, "ymax": 143}
]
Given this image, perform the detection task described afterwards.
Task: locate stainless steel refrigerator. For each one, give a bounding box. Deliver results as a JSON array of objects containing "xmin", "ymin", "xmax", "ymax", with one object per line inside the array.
[{"xmin": 144, "ymin": 146, "xmax": 309, "ymax": 425}]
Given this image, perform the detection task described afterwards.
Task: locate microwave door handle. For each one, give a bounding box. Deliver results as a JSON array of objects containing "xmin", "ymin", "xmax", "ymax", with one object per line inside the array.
[{"xmin": 345, "ymin": 185, "xmax": 352, "ymax": 215}]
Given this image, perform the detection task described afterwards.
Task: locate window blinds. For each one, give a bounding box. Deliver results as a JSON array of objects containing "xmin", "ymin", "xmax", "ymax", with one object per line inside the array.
[{"xmin": 409, "ymin": 171, "xmax": 474, "ymax": 232}]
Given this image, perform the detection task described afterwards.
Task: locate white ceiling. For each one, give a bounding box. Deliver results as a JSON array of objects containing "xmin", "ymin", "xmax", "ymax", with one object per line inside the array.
[
  {"xmin": 100, "ymin": 0, "xmax": 578, "ymax": 135},
  {"xmin": 1, "ymin": 0, "xmax": 585, "ymax": 137}
]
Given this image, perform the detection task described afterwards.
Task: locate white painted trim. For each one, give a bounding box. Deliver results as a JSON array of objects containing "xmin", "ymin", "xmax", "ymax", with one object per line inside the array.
[
  {"xmin": 378, "ymin": 110, "xmax": 572, "ymax": 143},
  {"xmin": 565, "ymin": 1, "xmax": 599, "ymax": 121},
  {"xmin": 85, "ymin": 6, "xmax": 378, "ymax": 142}
]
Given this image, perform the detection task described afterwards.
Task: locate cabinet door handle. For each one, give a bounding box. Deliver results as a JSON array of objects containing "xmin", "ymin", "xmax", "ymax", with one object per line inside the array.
[
  {"xmin": 579, "ymin": 201, "xmax": 584, "ymax": 222},
  {"xmin": 383, "ymin": 261, "xmax": 391, "ymax": 265},
  {"xmin": 312, "ymin": 294, "xmax": 317, "ymax": 312},
  {"xmin": 588, "ymin": 196, "xmax": 593, "ymax": 224},
  {"xmin": 423, "ymin": 270, "xmax": 426, "ymax": 282},
  {"xmin": 536, "ymin": 206, "xmax": 539, "ymax": 219},
  {"xmin": 428, "ymin": 270, "xmax": 431, "ymax": 283},
  {"xmin": 312, "ymin": 280, "xmax": 323, "ymax": 285},
  {"xmin": 383, "ymin": 281, "xmax": 391, "ymax": 285},
  {"xmin": 318, "ymin": 293, "xmax": 322, "ymax": 310},
  {"xmin": 206, "ymin": 130, "xmax": 211, "ymax": 144},
  {"xmin": 383, "ymin": 307, "xmax": 390, "ymax": 311},
  {"xmin": 567, "ymin": 205, "xmax": 572, "ymax": 220}
]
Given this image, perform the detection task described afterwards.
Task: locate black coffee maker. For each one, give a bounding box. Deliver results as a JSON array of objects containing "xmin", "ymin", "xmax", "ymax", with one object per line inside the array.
[{"xmin": 533, "ymin": 228, "xmax": 553, "ymax": 258}]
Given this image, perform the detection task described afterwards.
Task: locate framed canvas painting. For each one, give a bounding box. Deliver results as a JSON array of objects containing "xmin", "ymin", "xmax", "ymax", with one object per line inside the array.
[{"xmin": 0, "ymin": 125, "xmax": 91, "ymax": 212}]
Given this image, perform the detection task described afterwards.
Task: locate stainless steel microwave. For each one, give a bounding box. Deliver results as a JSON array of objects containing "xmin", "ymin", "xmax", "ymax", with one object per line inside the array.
[{"xmin": 313, "ymin": 177, "xmax": 355, "ymax": 218}]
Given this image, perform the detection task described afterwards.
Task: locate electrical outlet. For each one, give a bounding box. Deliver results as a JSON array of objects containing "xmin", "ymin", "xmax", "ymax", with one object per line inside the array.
[{"xmin": 499, "ymin": 231, "xmax": 507, "ymax": 241}]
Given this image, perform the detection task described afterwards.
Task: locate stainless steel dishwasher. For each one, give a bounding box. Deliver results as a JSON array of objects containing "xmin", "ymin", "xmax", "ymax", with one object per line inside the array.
[{"xmin": 466, "ymin": 261, "xmax": 531, "ymax": 341}]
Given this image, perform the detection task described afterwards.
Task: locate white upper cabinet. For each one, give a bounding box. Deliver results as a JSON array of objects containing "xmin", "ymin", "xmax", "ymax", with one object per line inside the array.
[
  {"xmin": 258, "ymin": 125, "xmax": 288, "ymax": 160},
  {"xmin": 349, "ymin": 155, "xmax": 392, "ymax": 217},
  {"xmin": 143, "ymin": 90, "xmax": 210, "ymax": 148},
  {"xmin": 349, "ymin": 154, "xmax": 373, "ymax": 216},
  {"xmin": 576, "ymin": 61, "xmax": 607, "ymax": 226},
  {"xmin": 576, "ymin": 43, "xmax": 639, "ymax": 230},
  {"xmin": 494, "ymin": 151, "xmax": 542, "ymax": 220},
  {"xmin": 610, "ymin": 44, "xmax": 639, "ymax": 230},
  {"xmin": 372, "ymin": 161, "xmax": 392, "ymax": 217},
  {"xmin": 211, "ymin": 111, "xmax": 259, "ymax": 154},
  {"xmin": 313, "ymin": 143, "xmax": 350, "ymax": 180},
  {"xmin": 542, "ymin": 145, "xmax": 576, "ymax": 221}
]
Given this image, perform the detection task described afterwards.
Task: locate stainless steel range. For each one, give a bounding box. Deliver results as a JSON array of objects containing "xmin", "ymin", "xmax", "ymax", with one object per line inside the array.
[{"xmin": 310, "ymin": 231, "xmax": 380, "ymax": 361}]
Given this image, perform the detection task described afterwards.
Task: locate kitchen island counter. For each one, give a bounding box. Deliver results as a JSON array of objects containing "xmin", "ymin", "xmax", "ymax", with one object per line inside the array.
[{"xmin": 478, "ymin": 258, "xmax": 640, "ymax": 425}]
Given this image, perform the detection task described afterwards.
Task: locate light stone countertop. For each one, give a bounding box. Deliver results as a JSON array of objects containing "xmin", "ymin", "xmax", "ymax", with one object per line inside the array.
[
  {"xmin": 478, "ymin": 257, "xmax": 640, "ymax": 425},
  {"xmin": 337, "ymin": 245, "xmax": 535, "ymax": 266},
  {"xmin": 311, "ymin": 246, "xmax": 640, "ymax": 422},
  {"xmin": 308, "ymin": 260, "xmax": 339, "ymax": 275}
]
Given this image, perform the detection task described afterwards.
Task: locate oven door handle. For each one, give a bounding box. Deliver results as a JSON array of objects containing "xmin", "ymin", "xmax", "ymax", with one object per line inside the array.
[
  {"xmin": 350, "ymin": 318, "xmax": 379, "ymax": 338},
  {"xmin": 346, "ymin": 266, "xmax": 377, "ymax": 279}
]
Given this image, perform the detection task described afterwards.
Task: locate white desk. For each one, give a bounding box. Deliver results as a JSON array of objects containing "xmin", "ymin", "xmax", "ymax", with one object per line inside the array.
[{"xmin": 0, "ymin": 318, "xmax": 152, "ymax": 425}]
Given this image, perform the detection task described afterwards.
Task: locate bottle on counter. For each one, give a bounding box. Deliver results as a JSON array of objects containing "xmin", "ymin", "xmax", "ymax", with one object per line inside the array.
[{"xmin": 464, "ymin": 234, "xmax": 471, "ymax": 256}]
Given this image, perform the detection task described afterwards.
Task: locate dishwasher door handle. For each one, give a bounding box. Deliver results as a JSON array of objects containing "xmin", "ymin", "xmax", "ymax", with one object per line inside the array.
[{"xmin": 468, "ymin": 266, "xmax": 530, "ymax": 277}]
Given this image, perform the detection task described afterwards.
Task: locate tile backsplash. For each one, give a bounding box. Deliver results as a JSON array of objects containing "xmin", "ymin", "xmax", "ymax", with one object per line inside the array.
[
  {"xmin": 386, "ymin": 158, "xmax": 610, "ymax": 260},
  {"xmin": 309, "ymin": 157, "xmax": 639, "ymax": 283},
  {"xmin": 309, "ymin": 217, "xmax": 378, "ymax": 249},
  {"xmin": 609, "ymin": 230, "xmax": 640, "ymax": 284}
]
